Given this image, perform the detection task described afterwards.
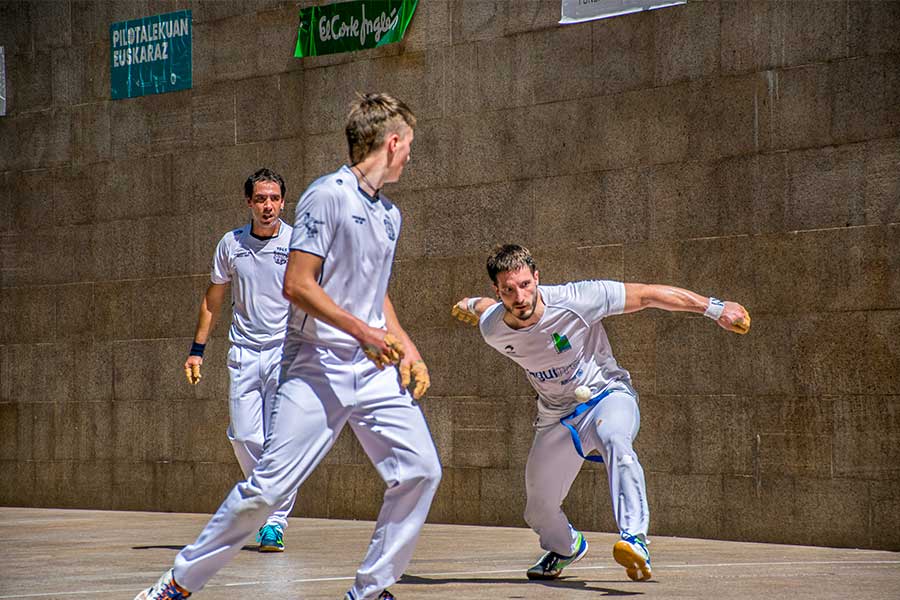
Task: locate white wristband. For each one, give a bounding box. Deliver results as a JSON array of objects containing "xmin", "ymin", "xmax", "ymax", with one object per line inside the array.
[
  {"xmin": 704, "ymin": 297, "xmax": 725, "ymax": 320},
  {"xmin": 466, "ymin": 297, "xmax": 481, "ymax": 313}
]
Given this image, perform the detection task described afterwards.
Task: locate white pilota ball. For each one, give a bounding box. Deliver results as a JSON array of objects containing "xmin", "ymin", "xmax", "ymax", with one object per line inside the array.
[{"xmin": 575, "ymin": 385, "xmax": 592, "ymax": 402}]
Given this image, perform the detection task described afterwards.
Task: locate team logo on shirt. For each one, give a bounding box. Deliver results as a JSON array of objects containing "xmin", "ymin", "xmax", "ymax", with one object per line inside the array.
[
  {"xmin": 552, "ymin": 333, "xmax": 571, "ymax": 353},
  {"xmin": 299, "ymin": 212, "xmax": 325, "ymax": 239},
  {"xmin": 383, "ymin": 216, "xmax": 396, "ymax": 241},
  {"xmin": 273, "ymin": 249, "xmax": 289, "ymax": 265}
]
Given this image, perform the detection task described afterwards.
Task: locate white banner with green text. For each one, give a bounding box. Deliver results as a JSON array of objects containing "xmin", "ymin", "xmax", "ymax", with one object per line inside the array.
[{"xmin": 560, "ymin": 0, "xmax": 685, "ymax": 24}]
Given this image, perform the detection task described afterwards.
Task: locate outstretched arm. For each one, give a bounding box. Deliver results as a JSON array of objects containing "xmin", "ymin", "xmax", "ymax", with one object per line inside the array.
[
  {"xmin": 450, "ymin": 296, "xmax": 497, "ymax": 326},
  {"xmin": 622, "ymin": 283, "xmax": 750, "ymax": 334}
]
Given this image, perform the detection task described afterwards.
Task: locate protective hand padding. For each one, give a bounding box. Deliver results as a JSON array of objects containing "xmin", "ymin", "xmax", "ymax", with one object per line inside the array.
[
  {"xmin": 450, "ymin": 304, "xmax": 479, "ymax": 326},
  {"xmin": 363, "ymin": 333, "xmax": 405, "ymax": 369},
  {"xmin": 184, "ymin": 364, "xmax": 202, "ymax": 385},
  {"xmin": 400, "ymin": 360, "xmax": 430, "ymax": 400}
]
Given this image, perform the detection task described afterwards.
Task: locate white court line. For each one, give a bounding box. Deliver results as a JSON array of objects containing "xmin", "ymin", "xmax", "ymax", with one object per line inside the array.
[{"xmin": 1, "ymin": 560, "xmax": 899, "ymax": 599}]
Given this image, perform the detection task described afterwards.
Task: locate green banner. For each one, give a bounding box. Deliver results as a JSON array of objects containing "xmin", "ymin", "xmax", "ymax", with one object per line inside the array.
[
  {"xmin": 110, "ymin": 10, "xmax": 192, "ymax": 100},
  {"xmin": 294, "ymin": 0, "xmax": 417, "ymax": 58}
]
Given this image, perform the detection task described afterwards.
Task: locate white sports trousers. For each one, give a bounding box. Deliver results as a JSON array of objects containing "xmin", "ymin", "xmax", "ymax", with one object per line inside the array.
[
  {"xmin": 524, "ymin": 382, "xmax": 649, "ymax": 555},
  {"xmin": 225, "ymin": 341, "xmax": 297, "ymax": 528},
  {"xmin": 174, "ymin": 341, "xmax": 442, "ymax": 600}
]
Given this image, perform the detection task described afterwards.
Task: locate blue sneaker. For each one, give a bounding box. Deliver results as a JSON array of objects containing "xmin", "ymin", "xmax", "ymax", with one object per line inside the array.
[
  {"xmin": 526, "ymin": 530, "xmax": 588, "ymax": 580},
  {"xmin": 257, "ymin": 523, "xmax": 285, "ymax": 552},
  {"xmin": 133, "ymin": 568, "xmax": 191, "ymax": 600},
  {"xmin": 613, "ymin": 532, "xmax": 652, "ymax": 581}
]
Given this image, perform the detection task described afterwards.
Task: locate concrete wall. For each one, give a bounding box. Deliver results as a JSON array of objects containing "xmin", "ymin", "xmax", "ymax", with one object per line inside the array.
[{"xmin": 0, "ymin": 0, "xmax": 898, "ymax": 551}]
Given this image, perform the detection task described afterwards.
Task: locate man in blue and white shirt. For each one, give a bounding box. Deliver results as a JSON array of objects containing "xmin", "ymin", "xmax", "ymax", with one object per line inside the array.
[
  {"xmin": 182, "ymin": 167, "xmax": 296, "ymax": 552},
  {"xmin": 453, "ymin": 244, "xmax": 750, "ymax": 584}
]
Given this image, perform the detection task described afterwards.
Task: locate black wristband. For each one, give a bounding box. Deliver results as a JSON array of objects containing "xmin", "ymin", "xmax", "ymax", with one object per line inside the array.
[{"xmin": 189, "ymin": 341, "xmax": 206, "ymax": 357}]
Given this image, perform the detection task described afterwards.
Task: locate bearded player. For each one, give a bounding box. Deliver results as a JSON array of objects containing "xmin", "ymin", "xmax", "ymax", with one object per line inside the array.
[{"xmin": 452, "ymin": 243, "xmax": 750, "ymax": 583}]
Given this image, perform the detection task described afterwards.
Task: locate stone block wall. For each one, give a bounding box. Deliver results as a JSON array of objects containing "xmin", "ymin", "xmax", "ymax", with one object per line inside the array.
[{"xmin": 0, "ymin": 0, "xmax": 897, "ymax": 550}]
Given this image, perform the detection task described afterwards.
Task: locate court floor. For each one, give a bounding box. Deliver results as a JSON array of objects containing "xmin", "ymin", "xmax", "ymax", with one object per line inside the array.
[{"xmin": 0, "ymin": 507, "xmax": 898, "ymax": 599}]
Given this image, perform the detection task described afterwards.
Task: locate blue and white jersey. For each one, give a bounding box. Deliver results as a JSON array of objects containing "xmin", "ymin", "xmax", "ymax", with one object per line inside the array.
[
  {"xmin": 480, "ymin": 280, "xmax": 631, "ymax": 423},
  {"xmin": 211, "ymin": 220, "xmax": 292, "ymax": 347},
  {"xmin": 288, "ymin": 165, "xmax": 402, "ymax": 350}
]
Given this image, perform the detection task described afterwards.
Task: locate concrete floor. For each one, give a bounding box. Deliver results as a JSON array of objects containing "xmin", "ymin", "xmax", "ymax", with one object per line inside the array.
[{"xmin": 0, "ymin": 507, "xmax": 898, "ymax": 599}]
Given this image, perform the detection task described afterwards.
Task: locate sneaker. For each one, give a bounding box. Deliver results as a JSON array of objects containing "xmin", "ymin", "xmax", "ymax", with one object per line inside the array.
[
  {"xmin": 257, "ymin": 523, "xmax": 285, "ymax": 552},
  {"xmin": 526, "ymin": 530, "xmax": 588, "ymax": 580},
  {"xmin": 133, "ymin": 568, "xmax": 191, "ymax": 600},
  {"xmin": 343, "ymin": 590, "xmax": 395, "ymax": 599},
  {"xmin": 613, "ymin": 532, "xmax": 652, "ymax": 581}
]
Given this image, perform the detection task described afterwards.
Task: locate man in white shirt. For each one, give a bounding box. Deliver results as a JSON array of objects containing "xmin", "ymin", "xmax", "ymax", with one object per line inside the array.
[
  {"xmin": 183, "ymin": 167, "xmax": 296, "ymax": 552},
  {"xmin": 136, "ymin": 94, "xmax": 439, "ymax": 600},
  {"xmin": 452, "ymin": 243, "xmax": 750, "ymax": 583}
]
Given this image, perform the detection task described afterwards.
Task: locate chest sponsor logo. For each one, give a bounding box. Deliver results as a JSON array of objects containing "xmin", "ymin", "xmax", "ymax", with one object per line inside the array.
[
  {"xmin": 383, "ymin": 216, "xmax": 396, "ymax": 241},
  {"xmin": 552, "ymin": 332, "xmax": 571, "ymax": 353},
  {"xmin": 527, "ymin": 357, "xmax": 580, "ymax": 383},
  {"xmin": 299, "ymin": 212, "xmax": 325, "ymax": 239},
  {"xmin": 352, "ymin": 215, "xmax": 366, "ymax": 224}
]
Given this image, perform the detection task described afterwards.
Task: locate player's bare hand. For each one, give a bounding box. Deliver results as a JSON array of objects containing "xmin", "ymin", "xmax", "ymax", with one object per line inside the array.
[
  {"xmin": 184, "ymin": 356, "xmax": 203, "ymax": 385},
  {"xmin": 451, "ymin": 298, "xmax": 479, "ymax": 326},
  {"xmin": 361, "ymin": 330, "xmax": 405, "ymax": 369},
  {"xmin": 718, "ymin": 302, "xmax": 751, "ymax": 334},
  {"xmin": 400, "ymin": 359, "xmax": 430, "ymax": 399}
]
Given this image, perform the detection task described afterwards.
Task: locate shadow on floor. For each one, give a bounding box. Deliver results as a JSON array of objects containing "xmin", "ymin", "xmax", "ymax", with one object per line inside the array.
[
  {"xmin": 398, "ymin": 574, "xmax": 646, "ymax": 596},
  {"xmin": 131, "ymin": 545, "xmax": 259, "ymax": 552}
]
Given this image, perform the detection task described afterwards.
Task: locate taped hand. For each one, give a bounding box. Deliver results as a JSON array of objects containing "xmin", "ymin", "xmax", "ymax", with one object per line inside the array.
[
  {"xmin": 719, "ymin": 302, "xmax": 751, "ymax": 334},
  {"xmin": 400, "ymin": 359, "xmax": 431, "ymax": 400},
  {"xmin": 363, "ymin": 332, "xmax": 405, "ymax": 370},
  {"xmin": 184, "ymin": 358, "xmax": 202, "ymax": 385},
  {"xmin": 451, "ymin": 300, "xmax": 479, "ymax": 326}
]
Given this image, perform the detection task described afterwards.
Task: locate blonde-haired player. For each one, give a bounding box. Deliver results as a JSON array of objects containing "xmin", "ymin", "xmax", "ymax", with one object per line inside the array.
[
  {"xmin": 136, "ymin": 93, "xmax": 440, "ymax": 600},
  {"xmin": 453, "ymin": 243, "xmax": 749, "ymax": 583}
]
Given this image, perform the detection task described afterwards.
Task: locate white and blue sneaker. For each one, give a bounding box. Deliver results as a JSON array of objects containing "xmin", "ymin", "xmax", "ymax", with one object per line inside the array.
[
  {"xmin": 134, "ymin": 568, "xmax": 191, "ymax": 600},
  {"xmin": 613, "ymin": 532, "xmax": 652, "ymax": 581},
  {"xmin": 526, "ymin": 530, "xmax": 588, "ymax": 580}
]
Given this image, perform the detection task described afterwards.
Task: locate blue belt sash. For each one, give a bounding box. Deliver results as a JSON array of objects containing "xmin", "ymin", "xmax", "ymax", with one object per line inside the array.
[{"xmin": 559, "ymin": 387, "xmax": 615, "ymax": 463}]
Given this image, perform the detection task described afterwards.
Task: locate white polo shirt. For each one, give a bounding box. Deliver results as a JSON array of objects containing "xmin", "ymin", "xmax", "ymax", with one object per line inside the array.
[
  {"xmin": 211, "ymin": 220, "xmax": 292, "ymax": 347},
  {"xmin": 480, "ymin": 280, "xmax": 632, "ymax": 422},
  {"xmin": 288, "ymin": 165, "xmax": 402, "ymax": 350}
]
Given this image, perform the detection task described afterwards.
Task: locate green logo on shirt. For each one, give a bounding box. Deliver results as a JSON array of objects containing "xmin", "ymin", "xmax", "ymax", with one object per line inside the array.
[{"xmin": 552, "ymin": 333, "xmax": 571, "ymax": 353}]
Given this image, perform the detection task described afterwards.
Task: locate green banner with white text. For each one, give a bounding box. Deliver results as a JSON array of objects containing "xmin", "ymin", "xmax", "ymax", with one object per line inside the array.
[
  {"xmin": 294, "ymin": 0, "xmax": 417, "ymax": 58},
  {"xmin": 110, "ymin": 10, "xmax": 192, "ymax": 100}
]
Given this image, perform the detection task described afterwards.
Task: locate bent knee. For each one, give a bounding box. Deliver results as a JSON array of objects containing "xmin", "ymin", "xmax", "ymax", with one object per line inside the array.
[
  {"xmin": 417, "ymin": 455, "xmax": 443, "ymax": 488},
  {"xmin": 400, "ymin": 454, "xmax": 443, "ymax": 492},
  {"xmin": 602, "ymin": 432, "xmax": 635, "ymax": 455}
]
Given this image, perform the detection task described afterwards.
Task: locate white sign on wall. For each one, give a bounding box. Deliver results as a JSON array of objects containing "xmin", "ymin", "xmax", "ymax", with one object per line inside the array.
[{"xmin": 560, "ymin": 0, "xmax": 686, "ymax": 24}]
